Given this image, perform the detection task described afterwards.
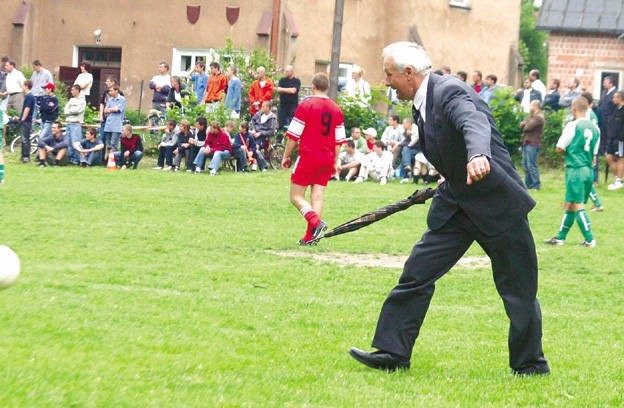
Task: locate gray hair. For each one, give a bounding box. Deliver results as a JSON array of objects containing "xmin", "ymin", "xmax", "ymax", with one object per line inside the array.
[{"xmin": 382, "ymin": 42, "xmax": 432, "ymax": 74}]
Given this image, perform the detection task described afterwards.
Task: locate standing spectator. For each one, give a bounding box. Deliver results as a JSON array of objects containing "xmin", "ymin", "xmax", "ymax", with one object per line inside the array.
[
  {"xmin": 30, "ymin": 60, "xmax": 53, "ymax": 118},
  {"xmin": 344, "ymin": 65, "xmax": 371, "ymax": 102},
  {"xmin": 192, "ymin": 121, "xmax": 233, "ymax": 175},
  {"xmin": 471, "ymin": 70, "xmax": 483, "ymax": 93},
  {"xmin": 455, "ymin": 70, "xmax": 467, "ymax": 83},
  {"xmin": 74, "ymin": 127, "xmax": 104, "ymax": 167},
  {"xmin": 202, "ymin": 62, "xmax": 228, "ymax": 111},
  {"xmin": 250, "ymin": 100, "xmax": 277, "ymax": 158},
  {"xmin": 276, "ymin": 65, "xmax": 301, "ymax": 132},
  {"xmin": 18, "ymin": 80, "xmax": 35, "ymax": 162},
  {"xmin": 349, "ymin": 41, "xmax": 548, "ymax": 376},
  {"xmin": 149, "ymin": 61, "xmax": 171, "ymax": 113},
  {"xmin": 545, "ymin": 97, "xmax": 600, "ymax": 247},
  {"xmin": 0, "ymin": 108, "xmax": 4, "ymax": 183},
  {"xmin": 166, "ymin": 76, "xmax": 188, "ymax": 110},
  {"xmin": 515, "ymin": 77, "xmax": 541, "ymax": 113},
  {"xmin": 354, "ymin": 141, "xmax": 393, "ymax": 185},
  {"xmin": 98, "ymin": 77, "xmax": 121, "ymax": 126},
  {"xmin": 74, "ymin": 61, "xmax": 93, "ymax": 98},
  {"xmin": 115, "ymin": 125, "xmax": 144, "ymax": 170},
  {"xmin": 479, "ymin": 74, "xmax": 500, "ymax": 105},
  {"xmin": 543, "ymin": 78, "xmax": 561, "ymax": 111},
  {"xmin": 102, "ymin": 85, "xmax": 126, "ymax": 153},
  {"xmin": 36, "ymin": 121, "xmax": 68, "ymax": 166},
  {"xmin": 2, "ymin": 60, "xmax": 26, "ymax": 113},
  {"xmin": 189, "ymin": 61, "xmax": 208, "ymax": 103},
  {"xmin": 520, "ymin": 100, "xmax": 545, "ymax": 190},
  {"xmin": 605, "ymin": 91, "xmax": 624, "ymax": 190},
  {"xmin": 281, "ymin": 73, "xmax": 346, "ymax": 245},
  {"xmin": 597, "ymin": 75, "xmax": 617, "ymax": 155},
  {"xmin": 0, "ymin": 55, "xmax": 9, "ymax": 97},
  {"xmin": 529, "ymin": 69, "xmax": 546, "ymax": 102},
  {"xmin": 172, "ymin": 120, "xmax": 193, "ymax": 171},
  {"xmin": 248, "ymin": 66, "xmax": 274, "ymax": 116},
  {"xmin": 559, "ymin": 78, "xmax": 582, "ymax": 109},
  {"xmin": 38, "ymin": 83, "xmax": 59, "ymax": 142},
  {"xmin": 154, "ymin": 119, "xmax": 178, "ymax": 171},
  {"xmin": 224, "ymin": 66, "xmax": 241, "ymax": 117},
  {"xmin": 380, "ymin": 114, "xmax": 404, "ymax": 166},
  {"xmin": 64, "ymin": 84, "xmax": 86, "ymax": 165}
]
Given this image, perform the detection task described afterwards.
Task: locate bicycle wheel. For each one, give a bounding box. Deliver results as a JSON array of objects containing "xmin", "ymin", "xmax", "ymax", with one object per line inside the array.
[
  {"xmin": 10, "ymin": 136, "xmax": 22, "ymax": 153},
  {"xmin": 269, "ymin": 143, "xmax": 285, "ymax": 170},
  {"xmin": 29, "ymin": 131, "xmax": 40, "ymax": 155}
]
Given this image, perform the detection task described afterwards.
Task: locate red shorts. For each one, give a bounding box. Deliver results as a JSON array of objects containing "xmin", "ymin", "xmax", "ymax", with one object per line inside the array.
[{"xmin": 291, "ymin": 154, "xmax": 334, "ymax": 187}]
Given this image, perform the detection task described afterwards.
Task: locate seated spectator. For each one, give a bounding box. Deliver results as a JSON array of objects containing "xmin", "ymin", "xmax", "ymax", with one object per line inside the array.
[
  {"xmin": 348, "ymin": 127, "xmax": 369, "ymax": 154},
  {"xmin": 114, "ymin": 124, "xmax": 143, "ymax": 170},
  {"xmin": 336, "ymin": 140, "xmax": 364, "ymax": 181},
  {"xmin": 354, "ymin": 141, "xmax": 393, "ymax": 185},
  {"xmin": 37, "ymin": 121, "xmax": 68, "ymax": 167},
  {"xmin": 172, "ymin": 120, "xmax": 193, "ymax": 171},
  {"xmin": 193, "ymin": 121, "xmax": 233, "ymax": 175},
  {"xmin": 187, "ymin": 116, "xmax": 207, "ymax": 172},
  {"xmin": 399, "ymin": 118, "xmax": 420, "ymax": 183},
  {"xmin": 381, "ymin": 114, "xmax": 404, "ymax": 169},
  {"xmin": 74, "ymin": 127, "xmax": 104, "ymax": 167},
  {"xmin": 363, "ymin": 127, "xmax": 377, "ymax": 151},
  {"xmin": 250, "ymin": 100, "xmax": 277, "ymax": 152},
  {"xmin": 232, "ymin": 121, "xmax": 256, "ymax": 172},
  {"xmin": 154, "ymin": 119, "xmax": 178, "ymax": 171}
]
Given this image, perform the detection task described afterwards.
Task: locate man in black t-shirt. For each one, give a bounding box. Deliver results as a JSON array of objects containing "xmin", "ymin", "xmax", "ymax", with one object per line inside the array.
[{"xmin": 276, "ymin": 65, "xmax": 301, "ymax": 136}]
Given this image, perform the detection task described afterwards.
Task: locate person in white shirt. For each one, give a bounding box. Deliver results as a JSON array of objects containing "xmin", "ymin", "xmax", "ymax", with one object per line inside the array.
[
  {"xmin": 380, "ymin": 114, "xmax": 404, "ymax": 166},
  {"xmin": 149, "ymin": 61, "xmax": 172, "ymax": 113},
  {"xmin": 344, "ymin": 65, "xmax": 371, "ymax": 103},
  {"xmin": 354, "ymin": 141, "xmax": 393, "ymax": 185},
  {"xmin": 30, "ymin": 59, "xmax": 53, "ymax": 118},
  {"xmin": 336, "ymin": 140, "xmax": 365, "ymax": 181},
  {"xmin": 529, "ymin": 69, "xmax": 546, "ymax": 102},
  {"xmin": 2, "ymin": 60, "xmax": 26, "ymax": 112},
  {"xmin": 74, "ymin": 61, "xmax": 93, "ymax": 97}
]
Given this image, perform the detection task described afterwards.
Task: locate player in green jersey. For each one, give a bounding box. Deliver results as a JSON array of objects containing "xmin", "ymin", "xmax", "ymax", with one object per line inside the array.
[{"xmin": 546, "ymin": 97, "xmax": 600, "ymax": 247}]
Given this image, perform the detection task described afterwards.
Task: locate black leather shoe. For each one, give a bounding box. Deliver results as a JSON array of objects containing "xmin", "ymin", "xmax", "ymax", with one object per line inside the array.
[
  {"xmin": 512, "ymin": 364, "xmax": 550, "ymax": 376},
  {"xmin": 349, "ymin": 347, "xmax": 410, "ymax": 371}
]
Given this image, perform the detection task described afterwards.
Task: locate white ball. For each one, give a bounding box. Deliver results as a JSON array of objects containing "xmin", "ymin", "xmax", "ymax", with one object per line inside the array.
[{"xmin": 0, "ymin": 245, "xmax": 20, "ymax": 289}]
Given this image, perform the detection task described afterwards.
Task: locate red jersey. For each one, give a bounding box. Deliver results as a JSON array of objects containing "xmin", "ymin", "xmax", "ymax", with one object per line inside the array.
[{"xmin": 286, "ymin": 95, "xmax": 346, "ymax": 157}]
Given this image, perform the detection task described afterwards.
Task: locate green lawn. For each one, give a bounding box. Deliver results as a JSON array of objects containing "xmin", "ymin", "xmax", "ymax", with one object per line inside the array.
[{"xmin": 1, "ymin": 152, "xmax": 623, "ymax": 407}]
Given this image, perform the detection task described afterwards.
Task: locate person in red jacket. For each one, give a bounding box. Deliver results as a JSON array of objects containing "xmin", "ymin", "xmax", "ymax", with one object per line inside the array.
[
  {"xmin": 248, "ymin": 66, "xmax": 274, "ymax": 115},
  {"xmin": 192, "ymin": 121, "xmax": 233, "ymax": 175}
]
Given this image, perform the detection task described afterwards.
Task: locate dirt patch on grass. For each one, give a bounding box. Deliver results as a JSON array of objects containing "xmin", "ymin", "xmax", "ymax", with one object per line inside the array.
[{"xmin": 267, "ymin": 250, "xmax": 490, "ymax": 270}]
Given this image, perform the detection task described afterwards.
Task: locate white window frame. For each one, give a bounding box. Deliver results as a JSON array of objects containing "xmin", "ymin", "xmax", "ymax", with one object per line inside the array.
[
  {"xmin": 171, "ymin": 48, "xmax": 219, "ymax": 76},
  {"xmin": 594, "ymin": 69, "xmax": 623, "ymax": 100},
  {"xmin": 449, "ymin": 0, "xmax": 472, "ymax": 10}
]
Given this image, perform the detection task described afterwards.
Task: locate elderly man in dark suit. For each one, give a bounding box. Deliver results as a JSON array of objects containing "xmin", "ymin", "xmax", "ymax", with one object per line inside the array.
[{"xmin": 349, "ymin": 42, "xmax": 550, "ymax": 376}]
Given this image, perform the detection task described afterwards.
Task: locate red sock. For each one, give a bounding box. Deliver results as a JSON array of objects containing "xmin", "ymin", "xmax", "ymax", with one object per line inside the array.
[{"xmin": 301, "ymin": 208, "xmax": 320, "ymax": 228}]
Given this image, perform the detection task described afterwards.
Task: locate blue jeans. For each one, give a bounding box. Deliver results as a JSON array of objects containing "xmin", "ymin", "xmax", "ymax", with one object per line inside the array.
[
  {"xmin": 208, "ymin": 150, "xmax": 232, "ymax": 173},
  {"xmin": 114, "ymin": 150, "xmax": 143, "ymax": 169},
  {"xmin": 522, "ymin": 144, "xmax": 540, "ymax": 189},
  {"xmin": 80, "ymin": 150, "xmax": 102, "ymax": 166},
  {"xmin": 39, "ymin": 121, "xmax": 53, "ymax": 141},
  {"xmin": 66, "ymin": 123, "xmax": 83, "ymax": 164},
  {"xmin": 401, "ymin": 146, "xmax": 418, "ymax": 177},
  {"xmin": 103, "ymin": 132, "xmax": 121, "ymax": 152}
]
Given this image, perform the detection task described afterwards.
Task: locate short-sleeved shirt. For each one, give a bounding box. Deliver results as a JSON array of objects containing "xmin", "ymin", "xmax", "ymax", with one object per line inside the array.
[
  {"xmin": 286, "ymin": 95, "xmax": 346, "ymax": 158},
  {"xmin": 21, "ymin": 93, "xmax": 36, "ymax": 122},
  {"xmin": 556, "ymin": 118, "xmax": 600, "ymax": 168},
  {"xmin": 278, "ymin": 76, "xmax": 301, "ymax": 111},
  {"xmin": 80, "ymin": 138, "xmax": 104, "ymax": 150}
]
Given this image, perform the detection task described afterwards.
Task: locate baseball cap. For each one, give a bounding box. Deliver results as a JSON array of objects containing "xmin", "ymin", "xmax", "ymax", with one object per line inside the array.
[
  {"xmin": 363, "ymin": 127, "xmax": 377, "ymax": 137},
  {"xmin": 42, "ymin": 82, "xmax": 55, "ymax": 91}
]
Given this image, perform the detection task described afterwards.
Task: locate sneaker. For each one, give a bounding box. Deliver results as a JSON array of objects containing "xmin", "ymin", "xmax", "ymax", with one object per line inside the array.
[
  {"xmin": 38, "ymin": 162, "xmax": 47, "ymax": 168},
  {"xmin": 579, "ymin": 240, "xmax": 596, "ymax": 247},
  {"xmin": 400, "ymin": 178, "xmax": 410, "ymax": 184},
  {"xmin": 353, "ymin": 177, "xmax": 364, "ymax": 184},
  {"xmin": 261, "ymin": 168, "xmax": 267, "ymax": 173},
  {"xmin": 209, "ymin": 169, "xmax": 217, "ymax": 176},
  {"xmin": 306, "ymin": 221, "xmax": 328, "ymax": 244},
  {"xmin": 153, "ymin": 166, "xmax": 163, "ymax": 170},
  {"xmin": 607, "ymin": 180, "xmax": 624, "ymax": 190},
  {"xmin": 162, "ymin": 166, "xmax": 172, "ymax": 171},
  {"xmin": 590, "ymin": 206, "xmax": 604, "ymax": 212},
  {"xmin": 544, "ymin": 237, "xmax": 564, "ymax": 246},
  {"xmin": 186, "ymin": 169, "xmax": 193, "ymax": 173},
  {"xmin": 380, "ymin": 177, "xmax": 387, "ymax": 185},
  {"xmin": 404, "ymin": 165, "xmax": 412, "ymax": 173},
  {"xmin": 251, "ymin": 163, "xmax": 258, "ymax": 171},
  {"xmin": 194, "ymin": 168, "xmax": 203, "ymax": 174},
  {"xmin": 22, "ymin": 157, "xmax": 30, "ymax": 163},
  {"xmin": 172, "ymin": 166, "xmax": 179, "ymax": 172}
]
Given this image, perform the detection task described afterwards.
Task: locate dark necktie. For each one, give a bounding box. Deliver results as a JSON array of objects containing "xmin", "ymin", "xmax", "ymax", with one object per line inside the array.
[{"xmin": 412, "ymin": 105, "xmax": 426, "ymax": 153}]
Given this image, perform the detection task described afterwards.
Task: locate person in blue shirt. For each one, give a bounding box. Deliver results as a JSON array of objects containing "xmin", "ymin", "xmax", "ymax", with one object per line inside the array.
[
  {"xmin": 225, "ymin": 66, "xmax": 241, "ymax": 117},
  {"xmin": 102, "ymin": 85, "xmax": 126, "ymax": 153},
  {"xmin": 36, "ymin": 121, "xmax": 67, "ymax": 166},
  {"xmin": 18, "ymin": 80, "xmax": 36, "ymax": 162},
  {"xmin": 190, "ymin": 61, "xmax": 208, "ymax": 103},
  {"xmin": 74, "ymin": 127, "xmax": 104, "ymax": 167},
  {"xmin": 38, "ymin": 82, "xmax": 59, "ymax": 142}
]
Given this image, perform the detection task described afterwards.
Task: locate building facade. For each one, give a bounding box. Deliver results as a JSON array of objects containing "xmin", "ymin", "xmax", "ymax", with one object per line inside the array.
[{"xmin": 2, "ymin": 0, "xmax": 522, "ymax": 110}]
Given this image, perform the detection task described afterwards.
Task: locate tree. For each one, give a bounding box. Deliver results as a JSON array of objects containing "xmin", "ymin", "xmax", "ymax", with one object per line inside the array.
[{"xmin": 519, "ymin": 0, "xmax": 548, "ymax": 77}]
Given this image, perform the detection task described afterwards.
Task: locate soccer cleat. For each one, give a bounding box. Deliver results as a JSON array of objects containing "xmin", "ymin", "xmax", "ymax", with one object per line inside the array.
[
  {"xmin": 590, "ymin": 206, "xmax": 604, "ymax": 212},
  {"xmin": 296, "ymin": 239, "xmax": 316, "ymax": 246},
  {"xmin": 544, "ymin": 237, "xmax": 564, "ymax": 246},
  {"xmin": 304, "ymin": 221, "xmax": 327, "ymax": 244},
  {"xmin": 607, "ymin": 180, "xmax": 624, "ymax": 190},
  {"xmin": 579, "ymin": 240, "xmax": 596, "ymax": 247}
]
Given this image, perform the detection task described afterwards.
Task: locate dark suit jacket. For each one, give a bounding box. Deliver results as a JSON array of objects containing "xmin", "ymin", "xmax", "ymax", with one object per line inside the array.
[
  {"xmin": 418, "ymin": 73, "xmax": 535, "ymax": 236},
  {"xmin": 543, "ymin": 90, "xmax": 560, "ymax": 111},
  {"xmin": 514, "ymin": 89, "xmax": 541, "ymax": 105}
]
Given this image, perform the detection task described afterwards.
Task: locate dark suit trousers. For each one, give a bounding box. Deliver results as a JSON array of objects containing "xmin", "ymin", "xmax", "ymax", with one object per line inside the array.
[{"xmin": 372, "ymin": 209, "xmax": 548, "ymax": 372}]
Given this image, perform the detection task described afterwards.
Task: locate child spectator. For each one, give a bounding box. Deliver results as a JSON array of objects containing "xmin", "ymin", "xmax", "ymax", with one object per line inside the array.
[
  {"xmin": 154, "ymin": 119, "xmax": 178, "ymax": 170},
  {"xmin": 173, "ymin": 120, "xmax": 193, "ymax": 171}
]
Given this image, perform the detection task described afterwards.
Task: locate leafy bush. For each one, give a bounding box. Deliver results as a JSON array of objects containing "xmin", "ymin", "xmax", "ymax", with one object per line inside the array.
[
  {"xmin": 541, "ymin": 108, "xmax": 567, "ymax": 167},
  {"xmin": 337, "ymin": 85, "xmax": 387, "ymax": 135},
  {"xmin": 489, "ymin": 86, "xmax": 525, "ymax": 155}
]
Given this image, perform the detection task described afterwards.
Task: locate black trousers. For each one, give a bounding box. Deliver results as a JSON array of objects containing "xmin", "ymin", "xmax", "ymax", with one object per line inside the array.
[{"xmin": 372, "ymin": 209, "xmax": 548, "ymax": 372}]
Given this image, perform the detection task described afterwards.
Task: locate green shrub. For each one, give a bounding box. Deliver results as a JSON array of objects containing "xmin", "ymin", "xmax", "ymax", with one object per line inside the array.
[
  {"xmin": 489, "ymin": 86, "xmax": 525, "ymax": 156},
  {"xmin": 541, "ymin": 108, "xmax": 567, "ymax": 167}
]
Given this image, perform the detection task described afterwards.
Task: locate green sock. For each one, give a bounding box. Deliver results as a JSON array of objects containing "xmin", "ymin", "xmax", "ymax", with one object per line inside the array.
[
  {"xmin": 0, "ymin": 163, "xmax": 4, "ymax": 183},
  {"xmin": 556, "ymin": 210, "xmax": 575, "ymax": 240},
  {"xmin": 576, "ymin": 209, "xmax": 594, "ymax": 242},
  {"xmin": 589, "ymin": 186, "xmax": 602, "ymax": 207}
]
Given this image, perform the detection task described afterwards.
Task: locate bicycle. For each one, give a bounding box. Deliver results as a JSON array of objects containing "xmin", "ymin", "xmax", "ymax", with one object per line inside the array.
[
  {"xmin": 259, "ymin": 135, "xmax": 285, "ymax": 170},
  {"xmin": 9, "ymin": 119, "xmax": 41, "ymax": 155}
]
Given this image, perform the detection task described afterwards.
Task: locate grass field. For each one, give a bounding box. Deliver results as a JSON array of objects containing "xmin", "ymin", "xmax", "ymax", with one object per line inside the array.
[{"xmin": 1, "ymin": 152, "xmax": 623, "ymax": 407}]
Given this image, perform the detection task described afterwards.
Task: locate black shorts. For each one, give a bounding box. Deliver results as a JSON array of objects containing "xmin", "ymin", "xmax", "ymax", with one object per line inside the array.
[{"xmin": 606, "ymin": 139, "xmax": 624, "ymax": 156}]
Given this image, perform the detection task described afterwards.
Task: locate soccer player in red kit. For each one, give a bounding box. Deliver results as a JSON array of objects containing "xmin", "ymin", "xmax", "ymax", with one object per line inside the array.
[{"xmin": 281, "ymin": 73, "xmax": 346, "ymax": 245}]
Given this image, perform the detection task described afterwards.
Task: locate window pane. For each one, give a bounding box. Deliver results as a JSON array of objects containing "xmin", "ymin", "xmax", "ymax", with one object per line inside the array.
[{"xmin": 180, "ymin": 55, "xmax": 192, "ymax": 72}]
